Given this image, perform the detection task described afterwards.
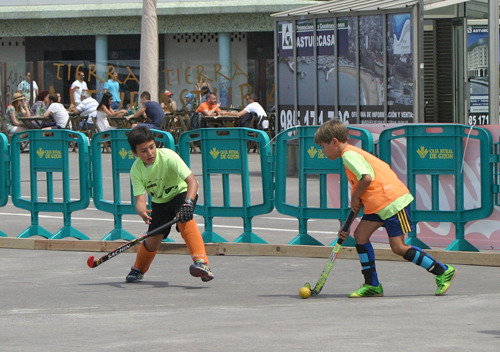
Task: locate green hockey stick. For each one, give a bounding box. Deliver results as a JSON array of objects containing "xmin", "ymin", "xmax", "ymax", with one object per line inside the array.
[{"xmin": 304, "ymin": 209, "xmax": 359, "ymax": 296}]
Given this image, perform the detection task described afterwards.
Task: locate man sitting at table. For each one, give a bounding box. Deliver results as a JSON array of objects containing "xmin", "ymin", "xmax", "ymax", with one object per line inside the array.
[
  {"xmin": 195, "ymin": 92, "xmax": 234, "ymax": 117},
  {"xmin": 43, "ymin": 93, "xmax": 69, "ymax": 130},
  {"xmin": 130, "ymin": 91, "xmax": 164, "ymax": 130},
  {"xmin": 195, "ymin": 92, "xmax": 234, "ymax": 127},
  {"xmin": 230, "ymin": 93, "xmax": 268, "ymax": 129},
  {"xmin": 70, "ymin": 91, "xmax": 98, "ymax": 129}
]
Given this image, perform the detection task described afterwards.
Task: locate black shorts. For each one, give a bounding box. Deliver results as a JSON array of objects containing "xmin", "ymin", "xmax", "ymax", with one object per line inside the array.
[{"xmin": 148, "ymin": 192, "xmax": 197, "ymax": 239}]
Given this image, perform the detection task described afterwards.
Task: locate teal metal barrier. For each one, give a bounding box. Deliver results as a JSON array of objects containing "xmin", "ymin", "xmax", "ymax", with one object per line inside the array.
[
  {"xmin": 11, "ymin": 130, "xmax": 91, "ymax": 239},
  {"xmin": 0, "ymin": 133, "xmax": 8, "ymax": 237},
  {"xmin": 275, "ymin": 126, "xmax": 373, "ymax": 246},
  {"xmin": 178, "ymin": 127, "xmax": 274, "ymax": 243},
  {"xmin": 378, "ymin": 124, "xmax": 494, "ymax": 252},
  {"xmin": 91, "ymin": 129, "xmax": 175, "ymax": 241}
]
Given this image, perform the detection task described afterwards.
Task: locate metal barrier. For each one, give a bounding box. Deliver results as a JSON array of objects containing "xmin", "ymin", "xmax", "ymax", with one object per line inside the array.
[
  {"xmin": 91, "ymin": 129, "xmax": 175, "ymax": 241},
  {"xmin": 11, "ymin": 130, "xmax": 91, "ymax": 239},
  {"xmin": 274, "ymin": 126, "xmax": 373, "ymax": 246},
  {"xmin": 178, "ymin": 127, "xmax": 274, "ymax": 243},
  {"xmin": 378, "ymin": 124, "xmax": 494, "ymax": 252},
  {"xmin": 0, "ymin": 133, "xmax": 8, "ymax": 237}
]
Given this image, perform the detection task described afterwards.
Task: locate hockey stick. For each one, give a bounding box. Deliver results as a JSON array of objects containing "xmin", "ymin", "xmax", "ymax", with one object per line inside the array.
[
  {"xmin": 304, "ymin": 209, "xmax": 359, "ymax": 296},
  {"xmin": 87, "ymin": 217, "xmax": 180, "ymax": 268}
]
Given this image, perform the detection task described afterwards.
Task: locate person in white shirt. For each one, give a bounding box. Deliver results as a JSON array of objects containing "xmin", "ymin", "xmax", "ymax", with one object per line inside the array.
[
  {"xmin": 17, "ymin": 72, "xmax": 38, "ymax": 105},
  {"xmin": 70, "ymin": 71, "xmax": 88, "ymax": 106},
  {"xmin": 70, "ymin": 90, "xmax": 98, "ymax": 129},
  {"xmin": 43, "ymin": 93, "xmax": 69, "ymax": 129},
  {"xmin": 232, "ymin": 93, "xmax": 268, "ymax": 129}
]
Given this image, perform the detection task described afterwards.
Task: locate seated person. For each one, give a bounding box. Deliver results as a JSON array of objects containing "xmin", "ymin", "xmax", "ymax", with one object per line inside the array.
[
  {"xmin": 195, "ymin": 92, "xmax": 234, "ymax": 118},
  {"xmin": 230, "ymin": 93, "xmax": 268, "ymax": 129},
  {"xmin": 95, "ymin": 92, "xmax": 128, "ymax": 131},
  {"xmin": 161, "ymin": 90, "xmax": 178, "ymax": 113},
  {"xmin": 184, "ymin": 93, "xmax": 197, "ymax": 112},
  {"xmin": 4, "ymin": 92, "xmax": 30, "ymax": 133},
  {"xmin": 198, "ymin": 86, "xmax": 210, "ymax": 104},
  {"xmin": 30, "ymin": 90, "xmax": 49, "ymax": 117},
  {"xmin": 131, "ymin": 91, "xmax": 164, "ymax": 130},
  {"xmin": 195, "ymin": 92, "xmax": 234, "ymax": 127},
  {"xmin": 70, "ymin": 90, "xmax": 99, "ymax": 129},
  {"xmin": 29, "ymin": 90, "xmax": 50, "ymax": 129},
  {"xmin": 43, "ymin": 93, "xmax": 69, "ymax": 130}
]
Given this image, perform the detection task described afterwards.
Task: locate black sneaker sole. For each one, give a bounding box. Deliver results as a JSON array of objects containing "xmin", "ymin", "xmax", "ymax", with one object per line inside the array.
[{"xmin": 190, "ymin": 266, "xmax": 214, "ymax": 281}]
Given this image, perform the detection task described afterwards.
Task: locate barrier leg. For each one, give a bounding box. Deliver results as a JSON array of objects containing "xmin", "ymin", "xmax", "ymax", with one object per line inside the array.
[
  {"xmin": 101, "ymin": 229, "xmax": 136, "ymax": 241},
  {"xmin": 288, "ymin": 219, "xmax": 323, "ymax": 246},
  {"xmin": 0, "ymin": 231, "xmax": 7, "ymax": 237},
  {"xmin": 17, "ymin": 213, "xmax": 53, "ymax": 239},
  {"xmin": 405, "ymin": 226, "xmax": 430, "ymax": 249},
  {"xmin": 201, "ymin": 216, "xmax": 228, "ymax": 243},
  {"xmin": 233, "ymin": 217, "xmax": 268, "ymax": 244},
  {"xmin": 49, "ymin": 213, "xmax": 90, "ymax": 240},
  {"xmin": 445, "ymin": 222, "xmax": 479, "ymax": 252},
  {"xmin": 100, "ymin": 216, "xmax": 138, "ymax": 241}
]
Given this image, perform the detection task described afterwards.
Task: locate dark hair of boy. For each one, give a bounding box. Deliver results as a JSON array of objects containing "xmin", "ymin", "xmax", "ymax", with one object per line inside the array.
[
  {"xmin": 127, "ymin": 126, "xmax": 154, "ymax": 153},
  {"xmin": 140, "ymin": 91, "xmax": 151, "ymax": 100}
]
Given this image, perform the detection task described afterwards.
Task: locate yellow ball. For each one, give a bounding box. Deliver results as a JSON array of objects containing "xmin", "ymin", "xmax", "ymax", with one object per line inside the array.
[{"xmin": 299, "ymin": 286, "xmax": 311, "ymax": 299}]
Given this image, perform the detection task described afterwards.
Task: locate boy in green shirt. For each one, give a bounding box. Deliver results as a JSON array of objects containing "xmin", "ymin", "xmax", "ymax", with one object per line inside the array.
[{"xmin": 126, "ymin": 127, "xmax": 214, "ymax": 283}]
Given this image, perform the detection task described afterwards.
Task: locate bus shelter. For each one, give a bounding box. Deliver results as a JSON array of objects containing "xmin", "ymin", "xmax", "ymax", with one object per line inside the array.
[{"xmin": 272, "ymin": 0, "xmax": 500, "ymax": 130}]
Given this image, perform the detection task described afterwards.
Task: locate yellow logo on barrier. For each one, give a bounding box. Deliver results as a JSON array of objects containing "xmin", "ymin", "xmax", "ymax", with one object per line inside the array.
[
  {"xmin": 417, "ymin": 146, "xmax": 428, "ymax": 159},
  {"xmin": 307, "ymin": 146, "xmax": 326, "ymax": 159},
  {"xmin": 417, "ymin": 146, "xmax": 453, "ymax": 160},
  {"xmin": 36, "ymin": 148, "xmax": 45, "ymax": 158},
  {"xmin": 209, "ymin": 147, "xmax": 239, "ymax": 160},
  {"xmin": 36, "ymin": 147, "xmax": 62, "ymax": 159},
  {"xmin": 210, "ymin": 147, "xmax": 220, "ymax": 159},
  {"xmin": 119, "ymin": 148, "xmax": 135, "ymax": 159},
  {"xmin": 307, "ymin": 146, "xmax": 318, "ymax": 158}
]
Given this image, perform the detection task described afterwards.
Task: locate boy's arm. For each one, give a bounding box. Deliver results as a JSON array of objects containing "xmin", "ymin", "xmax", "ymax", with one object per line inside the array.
[
  {"xmin": 135, "ymin": 193, "xmax": 152, "ymax": 224},
  {"xmin": 133, "ymin": 106, "xmax": 146, "ymax": 118},
  {"xmin": 351, "ymin": 174, "xmax": 372, "ymax": 212}
]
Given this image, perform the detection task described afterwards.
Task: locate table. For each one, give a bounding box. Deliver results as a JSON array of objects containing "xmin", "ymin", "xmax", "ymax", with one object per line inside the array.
[
  {"xmin": 107, "ymin": 116, "xmax": 146, "ymax": 129},
  {"xmin": 18, "ymin": 117, "xmax": 52, "ymax": 129},
  {"xmin": 201, "ymin": 115, "xmax": 239, "ymax": 127}
]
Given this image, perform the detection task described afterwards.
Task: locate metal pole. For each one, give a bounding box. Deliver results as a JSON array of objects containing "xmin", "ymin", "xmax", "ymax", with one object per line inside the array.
[
  {"xmin": 416, "ymin": 0, "xmax": 425, "ymax": 123},
  {"xmin": 488, "ymin": 0, "xmax": 499, "ymax": 125}
]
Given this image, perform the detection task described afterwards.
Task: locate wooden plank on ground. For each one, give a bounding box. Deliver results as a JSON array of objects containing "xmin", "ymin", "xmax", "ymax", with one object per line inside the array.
[
  {"xmin": 1, "ymin": 238, "xmax": 499, "ymax": 266},
  {"xmin": 0, "ymin": 238, "xmax": 36, "ymax": 250}
]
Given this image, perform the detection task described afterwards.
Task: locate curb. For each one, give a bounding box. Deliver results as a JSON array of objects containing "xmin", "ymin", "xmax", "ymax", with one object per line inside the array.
[{"xmin": 1, "ymin": 238, "xmax": 499, "ymax": 267}]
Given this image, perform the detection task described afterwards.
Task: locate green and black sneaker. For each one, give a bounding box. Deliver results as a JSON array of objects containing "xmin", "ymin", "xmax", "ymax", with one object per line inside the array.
[
  {"xmin": 435, "ymin": 265, "xmax": 456, "ymax": 296},
  {"xmin": 349, "ymin": 283, "xmax": 384, "ymax": 298}
]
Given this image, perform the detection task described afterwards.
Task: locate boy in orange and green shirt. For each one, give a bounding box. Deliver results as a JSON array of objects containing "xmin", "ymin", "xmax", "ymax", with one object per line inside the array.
[{"xmin": 315, "ymin": 119, "xmax": 455, "ymax": 297}]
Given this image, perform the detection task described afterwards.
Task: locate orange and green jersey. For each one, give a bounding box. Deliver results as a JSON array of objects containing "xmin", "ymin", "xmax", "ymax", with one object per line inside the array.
[{"xmin": 341, "ymin": 144, "xmax": 413, "ymax": 219}]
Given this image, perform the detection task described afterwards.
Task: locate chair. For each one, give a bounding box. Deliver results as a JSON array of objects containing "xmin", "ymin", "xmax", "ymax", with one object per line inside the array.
[{"xmin": 0, "ymin": 116, "xmax": 12, "ymax": 144}]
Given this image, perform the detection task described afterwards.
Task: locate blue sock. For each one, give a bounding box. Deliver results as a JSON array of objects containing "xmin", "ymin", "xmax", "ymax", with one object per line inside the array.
[
  {"xmin": 356, "ymin": 242, "xmax": 379, "ymax": 287},
  {"xmin": 403, "ymin": 246, "xmax": 447, "ymax": 275}
]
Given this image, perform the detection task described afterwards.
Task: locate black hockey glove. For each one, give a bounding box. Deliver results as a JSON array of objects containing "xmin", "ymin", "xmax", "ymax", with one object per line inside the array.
[{"xmin": 179, "ymin": 197, "xmax": 195, "ymax": 223}]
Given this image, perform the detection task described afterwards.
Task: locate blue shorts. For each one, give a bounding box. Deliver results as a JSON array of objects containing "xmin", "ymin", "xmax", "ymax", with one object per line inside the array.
[
  {"xmin": 137, "ymin": 123, "xmax": 158, "ymax": 130},
  {"xmin": 361, "ymin": 204, "xmax": 415, "ymax": 237}
]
